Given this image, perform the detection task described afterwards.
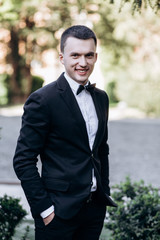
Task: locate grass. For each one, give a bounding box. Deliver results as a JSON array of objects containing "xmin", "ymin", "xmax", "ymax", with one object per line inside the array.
[{"xmin": 13, "ymin": 220, "xmax": 111, "ymax": 240}]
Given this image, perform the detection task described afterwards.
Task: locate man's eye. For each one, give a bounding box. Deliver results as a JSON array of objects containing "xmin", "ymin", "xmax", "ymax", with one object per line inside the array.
[
  {"xmin": 72, "ymin": 54, "xmax": 79, "ymax": 58},
  {"xmin": 86, "ymin": 54, "xmax": 94, "ymax": 58}
]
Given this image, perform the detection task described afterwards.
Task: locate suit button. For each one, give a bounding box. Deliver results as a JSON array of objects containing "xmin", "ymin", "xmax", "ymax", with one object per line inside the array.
[
  {"xmin": 91, "ymin": 182, "xmax": 93, "ymax": 185},
  {"xmin": 91, "ymin": 154, "xmax": 94, "ymax": 158}
]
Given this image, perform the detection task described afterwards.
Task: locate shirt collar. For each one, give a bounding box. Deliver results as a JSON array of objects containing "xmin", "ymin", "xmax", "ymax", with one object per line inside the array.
[{"xmin": 64, "ymin": 72, "xmax": 89, "ymax": 93}]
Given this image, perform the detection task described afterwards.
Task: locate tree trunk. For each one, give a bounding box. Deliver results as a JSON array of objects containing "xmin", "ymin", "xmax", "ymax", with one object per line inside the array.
[{"xmin": 8, "ymin": 27, "xmax": 32, "ymax": 104}]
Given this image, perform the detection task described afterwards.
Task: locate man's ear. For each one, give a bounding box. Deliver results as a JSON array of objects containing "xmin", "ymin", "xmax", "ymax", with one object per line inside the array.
[{"xmin": 59, "ymin": 53, "xmax": 64, "ymax": 64}]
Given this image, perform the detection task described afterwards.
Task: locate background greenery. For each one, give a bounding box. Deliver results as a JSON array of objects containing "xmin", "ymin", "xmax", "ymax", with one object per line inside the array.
[
  {"xmin": 0, "ymin": 0, "xmax": 160, "ymax": 115},
  {"xmin": 0, "ymin": 195, "xmax": 27, "ymax": 240},
  {"xmin": 105, "ymin": 177, "xmax": 160, "ymax": 240}
]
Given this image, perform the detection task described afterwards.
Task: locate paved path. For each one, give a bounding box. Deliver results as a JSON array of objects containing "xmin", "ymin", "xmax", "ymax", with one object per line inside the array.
[
  {"xmin": 108, "ymin": 119, "xmax": 160, "ymax": 188},
  {"xmin": 0, "ymin": 107, "xmax": 160, "ymax": 218}
]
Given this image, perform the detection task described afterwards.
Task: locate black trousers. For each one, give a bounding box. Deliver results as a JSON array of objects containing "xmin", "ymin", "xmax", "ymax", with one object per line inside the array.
[{"xmin": 35, "ymin": 193, "xmax": 106, "ymax": 240}]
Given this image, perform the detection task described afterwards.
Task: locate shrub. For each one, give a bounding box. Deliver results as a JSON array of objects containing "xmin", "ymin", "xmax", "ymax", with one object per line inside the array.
[
  {"xmin": 0, "ymin": 74, "xmax": 9, "ymax": 105},
  {"xmin": 106, "ymin": 80, "xmax": 119, "ymax": 104},
  {"xmin": 0, "ymin": 74, "xmax": 44, "ymax": 105},
  {"xmin": 30, "ymin": 75, "xmax": 44, "ymax": 93},
  {"xmin": 105, "ymin": 177, "xmax": 160, "ymax": 240},
  {"xmin": 0, "ymin": 195, "xmax": 27, "ymax": 240}
]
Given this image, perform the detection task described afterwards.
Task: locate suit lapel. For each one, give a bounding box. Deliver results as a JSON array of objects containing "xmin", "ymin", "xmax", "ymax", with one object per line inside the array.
[
  {"xmin": 57, "ymin": 74, "xmax": 90, "ymax": 147},
  {"xmin": 56, "ymin": 74, "xmax": 105, "ymax": 151},
  {"xmin": 90, "ymin": 90, "xmax": 104, "ymax": 150}
]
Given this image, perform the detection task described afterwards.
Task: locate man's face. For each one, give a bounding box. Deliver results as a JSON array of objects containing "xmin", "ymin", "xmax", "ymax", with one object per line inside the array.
[{"xmin": 59, "ymin": 37, "xmax": 97, "ymax": 85}]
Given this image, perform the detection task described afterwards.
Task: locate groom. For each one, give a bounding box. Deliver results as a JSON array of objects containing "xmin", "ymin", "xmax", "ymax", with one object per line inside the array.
[{"xmin": 13, "ymin": 25, "xmax": 117, "ymax": 240}]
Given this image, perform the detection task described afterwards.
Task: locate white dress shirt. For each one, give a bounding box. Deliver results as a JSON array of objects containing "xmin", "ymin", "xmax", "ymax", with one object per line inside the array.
[
  {"xmin": 41, "ymin": 73, "xmax": 98, "ymax": 218},
  {"xmin": 65, "ymin": 73, "xmax": 98, "ymax": 151}
]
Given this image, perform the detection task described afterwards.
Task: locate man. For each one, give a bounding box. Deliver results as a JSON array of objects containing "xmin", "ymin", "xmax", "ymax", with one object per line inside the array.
[{"xmin": 13, "ymin": 25, "xmax": 117, "ymax": 240}]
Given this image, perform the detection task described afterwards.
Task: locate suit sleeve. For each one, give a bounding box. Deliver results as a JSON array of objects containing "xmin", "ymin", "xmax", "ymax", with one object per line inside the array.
[
  {"xmin": 98, "ymin": 92, "xmax": 110, "ymax": 196},
  {"xmin": 13, "ymin": 91, "xmax": 53, "ymax": 218}
]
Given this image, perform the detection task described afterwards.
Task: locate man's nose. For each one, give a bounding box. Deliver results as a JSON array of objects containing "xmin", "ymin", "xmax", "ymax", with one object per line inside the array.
[{"xmin": 79, "ymin": 56, "xmax": 87, "ymax": 67}]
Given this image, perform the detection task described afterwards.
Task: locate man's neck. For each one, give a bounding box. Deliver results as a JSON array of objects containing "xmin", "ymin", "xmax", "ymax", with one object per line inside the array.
[{"xmin": 64, "ymin": 72, "xmax": 89, "ymax": 86}]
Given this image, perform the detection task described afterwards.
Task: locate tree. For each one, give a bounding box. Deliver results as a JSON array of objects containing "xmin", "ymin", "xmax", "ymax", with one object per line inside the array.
[
  {"xmin": 0, "ymin": 0, "xmax": 72, "ymax": 103},
  {"xmin": 0, "ymin": 0, "xmax": 121, "ymax": 104},
  {"xmin": 1, "ymin": 0, "xmax": 158, "ymax": 106},
  {"xmin": 82, "ymin": 0, "xmax": 160, "ymax": 116},
  {"xmin": 110, "ymin": 0, "xmax": 160, "ymax": 14}
]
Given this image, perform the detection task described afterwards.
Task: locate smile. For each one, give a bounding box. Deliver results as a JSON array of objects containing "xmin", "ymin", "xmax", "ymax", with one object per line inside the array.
[{"xmin": 76, "ymin": 69, "xmax": 88, "ymax": 72}]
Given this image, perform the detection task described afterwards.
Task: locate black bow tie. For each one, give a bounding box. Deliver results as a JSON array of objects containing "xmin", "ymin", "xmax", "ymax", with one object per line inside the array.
[{"xmin": 76, "ymin": 83, "xmax": 96, "ymax": 95}]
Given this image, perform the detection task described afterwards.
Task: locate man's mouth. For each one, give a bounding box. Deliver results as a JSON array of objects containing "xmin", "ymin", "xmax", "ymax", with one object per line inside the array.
[{"xmin": 76, "ymin": 69, "xmax": 88, "ymax": 73}]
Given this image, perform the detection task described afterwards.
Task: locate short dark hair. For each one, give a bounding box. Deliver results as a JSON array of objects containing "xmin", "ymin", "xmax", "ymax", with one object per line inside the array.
[{"xmin": 60, "ymin": 25, "xmax": 97, "ymax": 52}]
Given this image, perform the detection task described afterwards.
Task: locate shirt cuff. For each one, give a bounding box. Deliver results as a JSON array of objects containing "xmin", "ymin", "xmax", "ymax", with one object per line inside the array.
[{"xmin": 40, "ymin": 205, "xmax": 54, "ymax": 218}]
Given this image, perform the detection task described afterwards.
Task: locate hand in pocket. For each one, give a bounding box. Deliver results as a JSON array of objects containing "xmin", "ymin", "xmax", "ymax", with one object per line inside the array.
[{"xmin": 43, "ymin": 211, "xmax": 55, "ymax": 226}]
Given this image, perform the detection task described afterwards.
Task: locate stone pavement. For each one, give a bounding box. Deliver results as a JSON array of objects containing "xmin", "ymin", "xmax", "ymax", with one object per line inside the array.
[{"xmin": 0, "ymin": 105, "xmax": 160, "ymax": 218}]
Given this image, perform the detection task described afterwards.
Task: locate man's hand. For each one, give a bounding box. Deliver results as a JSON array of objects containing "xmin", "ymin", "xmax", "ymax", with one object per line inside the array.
[{"xmin": 43, "ymin": 211, "xmax": 55, "ymax": 226}]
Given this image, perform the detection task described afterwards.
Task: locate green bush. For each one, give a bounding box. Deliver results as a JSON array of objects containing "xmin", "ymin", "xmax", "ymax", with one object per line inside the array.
[
  {"xmin": 0, "ymin": 195, "xmax": 27, "ymax": 240},
  {"xmin": 0, "ymin": 74, "xmax": 44, "ymax": 105},
  {"xmin": 105, "ymin": 177, "xmax": 160, "ymax": 240},
  {"xmin": 30, "ymin": 75, "xmax": 44, "ymax": 93},
  {"xmin": 106, "ymin": 80, "xmax": 119, "ymax": 104},
  {"xmin": 0, "ymin": 74, "xmax": 9, "ymax": 105}
]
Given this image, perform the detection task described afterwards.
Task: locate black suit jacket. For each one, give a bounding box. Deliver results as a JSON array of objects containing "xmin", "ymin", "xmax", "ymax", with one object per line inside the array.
[{"xmin": 13, "ymin": 73, "xmax": 116, "ymax": 220}]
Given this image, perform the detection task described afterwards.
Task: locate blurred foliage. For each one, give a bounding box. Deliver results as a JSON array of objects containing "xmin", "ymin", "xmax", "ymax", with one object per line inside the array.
[
  {"xmin": 0, "ymin": 194, "xmax": 27, "ymax": 240},
  {"xmin": 0, "ymin": 0, "xmax": 73, "ymax": 104},
  {"xmin": 106, "ymin": 177, "xmax": 160, "ymax": 240},
  {"xmin": 0, "ymin": 73, "xmax": 44, "ymax": 105},
  {"xmin": 98, "ymin": 6, "xmax": 160, "ymax": 116},
  {"xmin": 110, "ymin": 0, "xmax": 160, "ymax": 14},
  {"xmin": 31, "ymin": 75, "xmax": 44, "ymax": 93},
  {"xmin": 0, "ymin": 0, "xmax": 160, "ymax": 115},
  {"xmin": 0, "ymin": 0, "xmax": 120, "ymax": 104},
  {"xmin": 106, "ymin": 80, "xmax": 119, "ymax": 104},
  {"xmin": 0, "ymin": 74, "xmax": 9, "ymax": 105}
]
